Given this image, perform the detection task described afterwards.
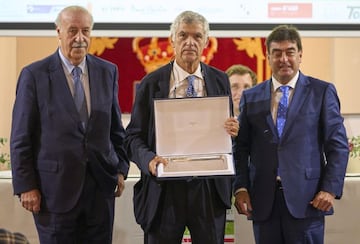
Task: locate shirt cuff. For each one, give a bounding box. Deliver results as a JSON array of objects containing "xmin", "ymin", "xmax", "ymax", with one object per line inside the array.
[{"xmin": 234, "ymin": 187, "xmax": 248, "ymax": 196}]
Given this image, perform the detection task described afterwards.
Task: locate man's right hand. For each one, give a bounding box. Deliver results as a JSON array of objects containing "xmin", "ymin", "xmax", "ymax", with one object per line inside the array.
[
  {"xmin": 234, "ymin": 190, "xmax": 253, "ymax": 218},
  {"xmin": 20, "ymin": 189, "xmax": 41, "ymax": 214},
  {"xmin": 148, "ymin": 155, "xmax": 168, "ymax": 176}
]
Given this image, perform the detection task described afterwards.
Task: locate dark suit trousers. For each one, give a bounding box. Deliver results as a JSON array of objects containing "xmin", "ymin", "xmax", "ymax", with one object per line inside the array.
[
  {"xmin": 145, "ymin": 179, "xmax": 226, "ymax": 244},
  {"xmin": 252, "ymin": 186, "xmax": 325, "ymax": 244},
  {"xmin": 33, "ymin": 168, "xmax": 115, "ymax": 244}
]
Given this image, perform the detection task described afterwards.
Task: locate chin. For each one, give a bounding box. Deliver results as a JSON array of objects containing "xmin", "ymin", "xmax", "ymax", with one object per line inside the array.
[{"xmin": 72, "ymin": 49, "xmax": 86, "ymax": 57}]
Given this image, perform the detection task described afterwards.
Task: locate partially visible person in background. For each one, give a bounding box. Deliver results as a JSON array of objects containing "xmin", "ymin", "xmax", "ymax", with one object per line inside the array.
[
  {"xmin": 225, "ymin": 64, "xmax": 257, "ymax": 117},
  {"xmin": 0, "ymin": 229, "xmax": 29, "ymax": 244},
  {"xmin": 10, "ymin": 5, "xmax": 129, "ymax": 243}
]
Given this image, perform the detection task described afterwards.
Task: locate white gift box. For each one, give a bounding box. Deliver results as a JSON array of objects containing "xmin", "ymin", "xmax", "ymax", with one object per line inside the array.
[{"xmin": 154, "ymin": 96, "xmax": 234, "ymax": 178}]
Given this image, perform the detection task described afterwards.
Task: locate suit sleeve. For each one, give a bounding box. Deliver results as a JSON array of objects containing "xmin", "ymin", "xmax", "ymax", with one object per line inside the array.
[
  {"xmin": 320, "ymin": 83, "xmax": 349, "ymax": 198},
  {"xmin": 110, "ymin": 65, "xmax": 130, "ymax": 178},
  {"xmin": 10, "ymin": 67, "xmax": 39, "ymax": 195},
  {"xmin": 233, "ymin": 94, "xmax": 251, "ymax": 192},
  {"xmin": 125, "ymin": 78, "xmax": 156, "ymax": 175}
]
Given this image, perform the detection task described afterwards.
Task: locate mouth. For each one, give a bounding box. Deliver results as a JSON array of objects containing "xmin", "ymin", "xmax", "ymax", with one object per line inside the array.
[
  {"xmin": 279, "ymin": 65, "xmax": 292, "ymax": 71},
  {"xmin": 72, "ymin": 43, "xmax": 87, "ymax": 48},
  {"xmin": 183, "ymin": 48, "xmax": 197, "ymax": 53},
  {"xmin": 279, "ymin": 62, "xmax": 292, "ymax": 68}
]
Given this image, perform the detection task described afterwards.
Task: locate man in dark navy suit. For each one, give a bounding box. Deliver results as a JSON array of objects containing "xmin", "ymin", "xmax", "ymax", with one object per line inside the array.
[
  {"xmin": 126, "ymin": 10, "xmax": 239, "ymax": 244},
  {"xmin": 233, "ymin": 25, "xmax": 349, "ymax": 244},
  {"xmin": 10, "ymin": 5, "xmax": 129, "ymax": 243}
]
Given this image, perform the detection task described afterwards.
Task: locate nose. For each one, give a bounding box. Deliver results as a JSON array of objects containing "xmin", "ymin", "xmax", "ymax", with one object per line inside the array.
[
  {"xmin": 279, "ymin": 51, "xmax": 289, "ymax": 62},
  {"xmin": 75, "ymin": 31, "xmax": 84, "ymax": 41},
  {"xmin": 185, "ymin": 36, "xmax": 195, "ymax": 46}
]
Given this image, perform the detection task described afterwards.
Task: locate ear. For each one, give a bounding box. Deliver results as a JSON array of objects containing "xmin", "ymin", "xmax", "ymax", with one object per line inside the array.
[
  {"xmin": 56, "ymin": 27, "xmax": 61, "ymax": 38},
  {"xmin": 265, "ymin": 52, "xmax": 272, "ymax": 66},
  {"xmin": 170, "ymin": 36, "xmax": 175, "ymax": 48},
  {"xmin": 266, "ymin": 51, "xmax": 270, "ymax": 61}
]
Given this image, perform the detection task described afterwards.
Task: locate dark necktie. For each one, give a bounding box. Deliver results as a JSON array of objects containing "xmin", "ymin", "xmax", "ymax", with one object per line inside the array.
[
  {"xmin": 276, "ymin": 85, "xmax": 290, "ymax": 137},
  {"xmin": 186, "ymin": 75, "xmax": 197, "ymax": 97},
  {"xmin": 72, "ymin": 66, "xmax": 88, "ymax": 127}
]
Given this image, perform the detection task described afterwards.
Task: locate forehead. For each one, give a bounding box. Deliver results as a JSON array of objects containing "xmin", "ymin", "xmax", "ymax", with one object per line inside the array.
[
  {"xmin": 229, "ymin": 73, "xmax": 252, "ymax": 84},
  {"xmin": 176, "ymin": 21, "xmax": 204, "ymax": 34},
  {"xmin": 61, "ymin": 10, "xmax": 92, "ymax": 28},
  {"xmin": 269, "ymin": 40, "xmax": 298, "ymax": 51}
]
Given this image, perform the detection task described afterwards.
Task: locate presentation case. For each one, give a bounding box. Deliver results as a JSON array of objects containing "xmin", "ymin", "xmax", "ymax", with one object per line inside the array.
[{"xmin": 154, "ymin": 96, "xmax": 234, "ymax": 178}]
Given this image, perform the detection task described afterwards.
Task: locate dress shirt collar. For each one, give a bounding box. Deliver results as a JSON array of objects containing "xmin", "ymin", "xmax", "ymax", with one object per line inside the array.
[
  {"xmin": 173, "ymin": 61, "xmax": 203, "ymax": 83},
  {"xmin": 272, "ymin": 71, "xmax": 299, "ymax": 91},
  {"xmin": 58, "ymin": 48, "xmax": 87, "ymax": 74}
]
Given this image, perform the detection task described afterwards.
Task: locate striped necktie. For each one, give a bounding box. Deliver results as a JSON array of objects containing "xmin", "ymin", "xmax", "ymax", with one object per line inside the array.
[{"xmin": 72, "ymin": 66, "xmax": 88, "ymax": 127}]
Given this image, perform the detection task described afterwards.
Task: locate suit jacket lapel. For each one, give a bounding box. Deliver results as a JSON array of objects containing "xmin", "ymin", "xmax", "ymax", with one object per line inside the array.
[
  {"xmin": 201, "ymin": 64, "xmax": 218, "ymax": 96},
  {"xmin": 48, "ymin": 51, "xmax": 80, "ymax": 124},
  {"xmin": 261, "ymin": 80, "xmax": 278, "ymax": 137},
  {"xmin": 281, "ymin": 72, "xmax": 310, "ymax": 139},
  {"xmin": 156, "ymin": 63, "xmax": 171, "ymax": 98},
  {"xmin": 87, "ymin": 54, "xmax": 112, "ymax": 133},
  {"xmin": 87, "ymin": 56, "xmax": 98, "ymax": 119}
]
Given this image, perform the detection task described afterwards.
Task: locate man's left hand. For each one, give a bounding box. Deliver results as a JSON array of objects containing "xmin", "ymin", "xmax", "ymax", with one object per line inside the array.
[
  {"xmin": 310, "ymin": 190, "xmax": 335, "ymax": 212},
  {"xmin": 115, "ymin": 174, "xmax": 125, "ymax": 197},
  {"xmin": 224, "ymin": 117, "xmax": 239, "ymax": 137}
]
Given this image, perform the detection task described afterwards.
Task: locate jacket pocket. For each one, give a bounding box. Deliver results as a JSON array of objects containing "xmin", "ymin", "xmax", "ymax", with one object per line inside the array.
[
  {"xmin": 305, "ymin": 167, "xmax": 320, "ymax": 179},
  {"xmin": 37, "ymin": 160, "xmax": 58, "ymax": 173}
]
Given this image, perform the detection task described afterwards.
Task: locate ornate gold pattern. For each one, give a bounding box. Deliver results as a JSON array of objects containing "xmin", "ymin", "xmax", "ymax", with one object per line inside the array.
[
  {"xmin": 233, "ymin": 37, "xmax": 270, "ymax": 81},
  {"xmin": 89, "ymin": 37, "xmax": 119, "ymax": 56}
]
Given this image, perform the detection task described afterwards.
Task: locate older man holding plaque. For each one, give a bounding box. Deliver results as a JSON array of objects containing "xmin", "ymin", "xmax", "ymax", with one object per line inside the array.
[{"xmin": 125, "ymin": 10, "xmax": 239, "ymax": 244}]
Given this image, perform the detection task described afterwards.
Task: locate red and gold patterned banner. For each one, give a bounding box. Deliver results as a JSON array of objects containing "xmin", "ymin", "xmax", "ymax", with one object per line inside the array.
[{"xmin": 89, "ymin": 37, "xmax": 270, "ymax": 113}]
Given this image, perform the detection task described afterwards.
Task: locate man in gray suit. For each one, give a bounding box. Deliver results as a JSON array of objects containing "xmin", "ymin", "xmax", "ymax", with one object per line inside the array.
[{"xmin": 10, "ymin": 6, "xmax": 129, "ymax": 243}]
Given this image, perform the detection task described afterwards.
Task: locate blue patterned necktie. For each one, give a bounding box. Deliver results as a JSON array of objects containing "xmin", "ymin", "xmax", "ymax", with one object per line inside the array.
[
  {"xmin": 72, "ymin": 66, "xmax": 88, "ymax": 127},
  {"xmin": 186, "ymin": 75, "xmax": 197, "ymax": 97},
  {"xmin": 276, "ymin": 85, "xmax": 290, "ymax": 137}
]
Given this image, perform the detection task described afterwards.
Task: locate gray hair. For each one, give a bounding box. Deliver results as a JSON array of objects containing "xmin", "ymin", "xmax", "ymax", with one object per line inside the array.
[
  {"xmin": 55, "ymin": 5, "xmax": 94, "ymax": 29},
  {"xmin": 170, "ymin": 10, "xmax": 209, "ymax": 41}
]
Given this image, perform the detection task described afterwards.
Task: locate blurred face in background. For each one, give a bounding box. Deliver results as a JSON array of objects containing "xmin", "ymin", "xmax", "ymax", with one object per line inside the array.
[{"xmin": 230, "ymin": 73, "xmax": 253, "ymax": 117}]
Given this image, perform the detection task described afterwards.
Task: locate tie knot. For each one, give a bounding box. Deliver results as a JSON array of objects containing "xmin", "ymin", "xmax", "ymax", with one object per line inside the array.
[
  {"xmin": 279, "ymin": 85, "xmax": 290, "ymax": 94},
  {"xmin": 72, "ymin": 66, "xmax": 82, "ymax": 78},
  {"xmin": 187, "ymin": 75, "xmax": 196, "ymax": 84}
]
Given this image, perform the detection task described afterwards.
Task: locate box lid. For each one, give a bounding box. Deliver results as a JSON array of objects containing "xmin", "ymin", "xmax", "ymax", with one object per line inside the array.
[{"xmin": 154, "ymin": 96, "xmax": 232, "ymax": 157}]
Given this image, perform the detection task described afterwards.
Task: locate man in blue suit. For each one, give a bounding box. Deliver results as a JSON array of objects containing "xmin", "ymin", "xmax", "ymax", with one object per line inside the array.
[
  {"xmin": 125, "ymin": 10, "xmax": 239, "ymax": 244},
  {"xmin": 233, "ymin": 25, "xmax": 349, "ymax": 244},
  {"xmin": 10, "ymin": 6, "xmax": 129, "ymax": 243}
]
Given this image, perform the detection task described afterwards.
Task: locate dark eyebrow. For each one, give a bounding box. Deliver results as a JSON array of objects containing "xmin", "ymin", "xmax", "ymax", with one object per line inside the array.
[{"xmin": 271, "ymin": 47, "xmax": 297, "ymax": 52}]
